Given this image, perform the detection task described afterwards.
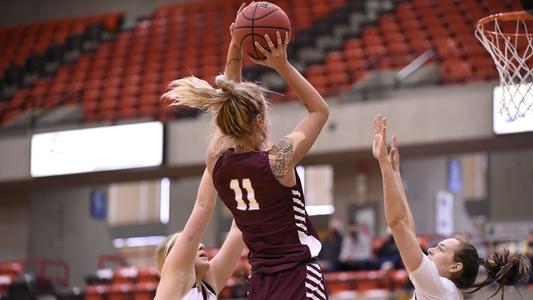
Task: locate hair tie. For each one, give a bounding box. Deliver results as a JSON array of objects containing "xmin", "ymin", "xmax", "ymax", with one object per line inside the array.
[{"xmin": 215, "ymin": 75, "xmax": 235, "ymax": 93}]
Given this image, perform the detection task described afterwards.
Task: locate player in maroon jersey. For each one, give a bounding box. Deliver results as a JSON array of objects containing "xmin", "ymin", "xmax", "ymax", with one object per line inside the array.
[
  {"xmin": 155, "ymin": 6, "xmax": 249, "ymax": 300},
  {"xmin": 163, "ymin": 16, "xmax": 330, "ymax": 300}
]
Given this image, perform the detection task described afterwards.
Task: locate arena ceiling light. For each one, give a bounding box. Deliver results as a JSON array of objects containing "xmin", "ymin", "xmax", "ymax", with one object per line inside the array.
[{"xmin": 31, "ymin": 122, "xmax": 164, "ymax": 177}]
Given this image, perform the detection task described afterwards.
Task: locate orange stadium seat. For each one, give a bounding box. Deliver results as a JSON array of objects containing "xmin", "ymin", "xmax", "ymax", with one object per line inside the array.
[
  {"xmin": 0, "ymin": 0, "xmax": 513, "ymax": 127},
  {"xmin": 84, "ymin": 285, "xmax": 109, "ymax": 300}
]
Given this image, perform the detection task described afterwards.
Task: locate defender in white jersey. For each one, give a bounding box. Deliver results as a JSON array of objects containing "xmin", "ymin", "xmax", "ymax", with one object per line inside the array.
[
  {"xmin": 372, "ymin": 115, "xmax": 531, "ymax": 300},
  {"xmin": 154, "ymin": 169, "xmax": 244, "ymax": 300}
]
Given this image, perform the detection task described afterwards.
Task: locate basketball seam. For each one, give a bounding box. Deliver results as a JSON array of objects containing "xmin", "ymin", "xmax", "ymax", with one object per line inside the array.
[
  {"xmin": 251, "ymin": 3, "xmax": 260, "ymax": 59},
  {"xmin": 234, "ymin": 26, "xmax": 291, "ymax": 31},
  {"xmin": 240, "ymin": 8, "xmax": 280, "ymax": 21}
]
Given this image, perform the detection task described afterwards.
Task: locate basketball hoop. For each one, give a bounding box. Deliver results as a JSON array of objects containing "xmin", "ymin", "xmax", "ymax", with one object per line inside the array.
[{"xmin": 475, "ymin": 11, "xmax": 533, "ymax": 120}]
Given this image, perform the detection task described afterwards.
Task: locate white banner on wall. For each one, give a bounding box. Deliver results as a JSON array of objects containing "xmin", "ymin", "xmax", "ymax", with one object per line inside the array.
[
  {"xmin": 435, "ymin": 191, "xmax": 454, "ymax": 236},
  {"xmin": 31, "ymin": 122, "xmax": 164, "ymax": 177}
]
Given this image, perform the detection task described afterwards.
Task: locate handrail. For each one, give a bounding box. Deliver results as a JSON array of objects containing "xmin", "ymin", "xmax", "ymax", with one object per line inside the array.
[{"xmin": 394, "ymin": 49, "xmax": 435, "ymax": 86}]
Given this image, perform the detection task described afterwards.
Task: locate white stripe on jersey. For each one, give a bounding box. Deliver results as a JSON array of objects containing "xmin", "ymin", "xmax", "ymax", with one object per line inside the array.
[
  {"xmin": 292, "ymin": 198, "xmax": 305, "ymax": 207},
  {"xmin": 293, "ymin": 206, "xmax": 306, "ymax": 215},
  {"xmin": 296, "ymin": 222, "xmax": 308, "ymax": 231},
  {"xmin": 292, "ymin": 192, "xmax": 322, "ymax": 257},
  {"xmin": 294, "ymin": 215, "xmax": 306, "ymax": 222}
]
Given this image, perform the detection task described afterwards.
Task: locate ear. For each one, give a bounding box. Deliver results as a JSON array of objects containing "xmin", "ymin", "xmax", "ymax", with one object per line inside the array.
[
  {"xmin": 449, "ymin": 262, "xmax": 463, "ymax": 274},
  {"xmin": 255, "ymin": 114, "xmax": 265, "ymax": 129}
]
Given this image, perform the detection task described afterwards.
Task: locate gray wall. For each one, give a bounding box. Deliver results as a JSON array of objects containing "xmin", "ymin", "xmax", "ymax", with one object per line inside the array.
[
  {"xmin": 0, "ymin": 192, "xmax": 29, "ymax": 260},
  {"xmin": 1, "ymin": 147, "xmax": 532, "ymax": 287},
  {"xmin": 399, "ymin": 156, "xmax": 475, "ymax": 236},
  {"xmin": 0, "ymin": 0, "xmax": 188, "ymax": 26},
  {"xmin": 0, "ymin": 82, "xmax": 510, "ymax": 182},
  {"xmin": 28, "ymin": 187, "xmax": 116, "ymax": 287},
  {"xmin": 0, "ymin": 133, "xmax": 31, "ymax": 182},
  {"xmin": 489, "ymin": 149, "xmax": 533, "ymax": 222},
  {"xmin": 21, "ymin": 175, "xmax": 222, "ymax": 288},
  {"xmin": 168, "ymin": 176, "xmax": 220, "ymax": 247}
]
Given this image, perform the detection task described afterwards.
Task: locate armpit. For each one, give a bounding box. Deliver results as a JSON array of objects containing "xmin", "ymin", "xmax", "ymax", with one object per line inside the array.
[{"xmin": 269, "ymin": 137, "xmax": 295, "ymax": 180}]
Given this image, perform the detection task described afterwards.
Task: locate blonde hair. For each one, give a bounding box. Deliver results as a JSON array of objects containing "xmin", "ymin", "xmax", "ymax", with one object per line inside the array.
[
  {"xmin": 154, "ymin": 233, "xmax": 180, "ymax": 274},
  {"xmin": 163, "ymin": 75, "xmax": 270, "ymax": 156}
]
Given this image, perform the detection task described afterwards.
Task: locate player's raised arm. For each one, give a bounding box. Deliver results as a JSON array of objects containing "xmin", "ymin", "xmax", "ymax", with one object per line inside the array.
[
  {"xmin": 155, "ymin": 168, "xmax": 217, "ymax": 299},
  {"xmin": 251, "ymin": 32, "xmax": 329, "ymax": 167},
  {"xmin": 372, "ymin": 115, "xmax": 422, "ymax": 272},
  {"xmin": 224, "ymin": 2, "xmax": 246, "ymax": 83}
]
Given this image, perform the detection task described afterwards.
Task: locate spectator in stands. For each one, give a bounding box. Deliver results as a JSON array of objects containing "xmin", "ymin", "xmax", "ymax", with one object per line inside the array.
[
  {"xmin": 154, "ymin": 169, "xmax": 245, "ymax": 300},
  {"xmin": 338, "ymin": 221, "xmax": 378, "ymax": 271},
  {"xmin": 376, "ymin": 232, "xmax": 402, "ymax": 270},
  {"xmin": 373, "ymin": 114, "xmax": 531, "ymax": 299},
  {"xmin": 318, "ymin": 218, "xmax": 344, "ymax": 272}
]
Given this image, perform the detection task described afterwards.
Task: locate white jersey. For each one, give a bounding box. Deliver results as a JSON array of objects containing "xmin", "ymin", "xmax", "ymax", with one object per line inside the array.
[
  {"xmin": 182, "ymin": 281, "xmax": 216, "ymax": 300},
  {"xmin": 409, "ymin": 255, "xmax": 463, "ymax": 300}
]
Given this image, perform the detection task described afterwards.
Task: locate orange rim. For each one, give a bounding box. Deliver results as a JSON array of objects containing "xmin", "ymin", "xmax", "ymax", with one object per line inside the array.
[{"xmin": 476, "ymin": 10, "xmax": 533, "ymax": 37}]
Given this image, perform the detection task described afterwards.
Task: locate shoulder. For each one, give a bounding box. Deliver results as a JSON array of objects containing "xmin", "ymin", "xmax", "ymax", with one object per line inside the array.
[
  {"xmin": 410, "ymin": 256, "xmax": 461, "ymax": 299},
  {"xmin": 269, "ymin": 137, "xmax": 296, "ymax": 180},
  {"xmin": 207, "ymin": 148, "xmax": 231, "ymax": 174}
]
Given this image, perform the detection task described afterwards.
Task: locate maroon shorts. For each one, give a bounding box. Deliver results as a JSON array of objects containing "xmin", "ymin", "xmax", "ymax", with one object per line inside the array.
[{"xmin": 248, "ymin": 261, "xmax": 328, "ymax": 300}]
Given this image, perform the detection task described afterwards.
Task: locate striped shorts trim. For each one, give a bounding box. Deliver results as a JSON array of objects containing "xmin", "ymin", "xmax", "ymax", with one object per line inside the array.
[{"xmin": 305, "ymin": 262, "xmax": 327, "ymax": 300}]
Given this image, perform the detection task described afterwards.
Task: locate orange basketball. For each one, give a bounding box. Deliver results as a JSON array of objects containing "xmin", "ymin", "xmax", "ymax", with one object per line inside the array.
[{"xmin": 233, "ymin": 2, "xmax": 291, "ymax": 60}]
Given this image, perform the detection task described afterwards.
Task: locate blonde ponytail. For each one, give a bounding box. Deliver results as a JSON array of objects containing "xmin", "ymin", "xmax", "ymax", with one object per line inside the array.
[
  {"xmin": 162, "ymin": 76, "xmax": 228, "ymax": 113},
  {"xmin": 163, "ymin": 74, "xmax": 271, "ymax": 152}
]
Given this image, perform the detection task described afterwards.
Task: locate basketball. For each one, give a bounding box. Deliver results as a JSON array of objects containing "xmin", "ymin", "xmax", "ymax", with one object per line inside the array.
[{"xmin": 233, "ymin": 2, "xmax": 291, "ymax": 60}]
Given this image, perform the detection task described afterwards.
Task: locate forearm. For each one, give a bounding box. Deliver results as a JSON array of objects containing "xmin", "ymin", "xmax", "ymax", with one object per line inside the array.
[
  {"xmin": 380, "ymin": 162, "xmax": 412, "ymax": 229},
  {"xmin": 208, "ymin": 220, "xmax": 244, "ymax": 293},
  {"xmin": 394, "ymin": 171, "xmax": 416, "ymax": 232},
  {"xmin": 276, "ymin": 63, "xmax": 328, "ymax": 116},
  {"xmin": 224, "ymin": 42, "xmax": 242, "ymax": 82}
]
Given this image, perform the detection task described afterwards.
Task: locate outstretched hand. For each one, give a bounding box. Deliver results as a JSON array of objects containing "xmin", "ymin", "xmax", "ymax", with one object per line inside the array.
[
  {"xmin": 372, "ymin": 114, "xmax": 400, "ymax": 171},
  {"xmin": 389, "ymin": 135, "xmax": 400, "ymax": 172},
  {"xmin": 230, "ymin": 2, "xmax": 248, "ymax": 46},
  {"xmin": 249, "ymin": 31, "xmax": 290, "ymax": 72},
  {"xmin": 373, "ymin": 114, "xmax": 388, "ymax": 161}
]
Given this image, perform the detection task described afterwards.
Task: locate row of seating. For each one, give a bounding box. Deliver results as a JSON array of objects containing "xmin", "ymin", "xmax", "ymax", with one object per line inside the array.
[
  {"xmin": 0, "ymin": 0, "xmax": 525, "ymax": 127},
  {"xmin": 299, "ymin": 0, "xmax": 521, "ymax": 96},
  {"xmin": 0, "ymin": 0, "xmax": 350, "ymax": 125},
  {"xmin": 0, "ymin": 12, "xmax": 123, "ymax": 74}
]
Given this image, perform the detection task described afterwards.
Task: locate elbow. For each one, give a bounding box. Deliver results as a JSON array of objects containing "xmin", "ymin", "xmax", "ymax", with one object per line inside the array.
[
  {"xmin": 196, "ymin": 196, "xmax": 215, "ymax": 210},
  {"xmin": 387, "ymin": 219, "xmax": 410, "ymax": 232},
  {"xmin": 322, "ymin": 105, "xmax": 330, "ymax": 119},
  {"xmin": 316, "ymin": 105, "xmax": 330, "ymax": 123}
]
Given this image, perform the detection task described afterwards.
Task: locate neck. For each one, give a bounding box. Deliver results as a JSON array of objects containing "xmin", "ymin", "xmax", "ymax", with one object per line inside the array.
[{"xmin": 234, "ymin": 139, "xmax": 261, "ymax": 152}]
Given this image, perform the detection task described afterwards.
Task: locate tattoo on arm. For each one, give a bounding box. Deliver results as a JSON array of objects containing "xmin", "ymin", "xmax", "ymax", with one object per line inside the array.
[
  {"xmin": 226, "ymin": 57, "xmax": 241, "ymax": 66},
  {"xmin": 270, "ymin": 137, "xmax": 294, "ymax": 180}
]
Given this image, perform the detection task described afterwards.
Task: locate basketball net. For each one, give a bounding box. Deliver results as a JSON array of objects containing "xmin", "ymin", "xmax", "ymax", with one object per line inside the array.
[{"xmin": 475, "ymin": 11, "xmax": 533, "ymax": 120}]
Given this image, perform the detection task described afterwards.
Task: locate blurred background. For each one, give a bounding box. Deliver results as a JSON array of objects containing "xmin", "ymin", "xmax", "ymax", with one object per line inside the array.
[{"xmin": 0, "ymin": 0, "xmax": 532, "ymax": 299}]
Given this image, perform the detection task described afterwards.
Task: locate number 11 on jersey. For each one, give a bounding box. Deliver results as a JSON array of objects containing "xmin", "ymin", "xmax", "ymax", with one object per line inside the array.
[{"xmin": 230, "ymin": 178, "xmax": 260, "ymax": 211}]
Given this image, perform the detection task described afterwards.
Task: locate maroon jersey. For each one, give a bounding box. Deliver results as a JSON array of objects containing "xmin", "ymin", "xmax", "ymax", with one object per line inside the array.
[{"xmin": 212, "ymin": 148, "xmax": 322, "ymax": 274}]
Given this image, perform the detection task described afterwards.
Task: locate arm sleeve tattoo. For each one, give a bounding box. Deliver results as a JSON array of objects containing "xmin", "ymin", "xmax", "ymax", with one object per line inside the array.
[{"xmin": 270, "ymin": 137, "xmax": 295, "ymax": 180}]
